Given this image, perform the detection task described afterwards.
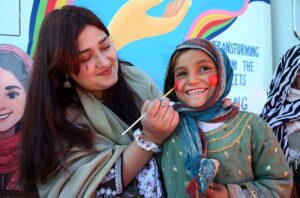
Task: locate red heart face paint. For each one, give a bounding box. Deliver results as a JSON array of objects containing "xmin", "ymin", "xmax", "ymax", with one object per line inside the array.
[{"xmin": 208, "ymin": 74, "xmax": 218, "ymax": 86}]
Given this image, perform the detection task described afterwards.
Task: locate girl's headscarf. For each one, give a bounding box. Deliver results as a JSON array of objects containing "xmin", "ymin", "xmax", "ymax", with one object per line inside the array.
[
  {"xmin": 164, "ymin": 38, "xmax": 238, "ymax": 192},
  {"xmin": 260, "ymin": 44, "xmax": 300, "ymax": 167}
]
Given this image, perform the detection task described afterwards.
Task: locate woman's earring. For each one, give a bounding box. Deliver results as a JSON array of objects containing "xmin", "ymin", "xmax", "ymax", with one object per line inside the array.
[{"xmin": 63, "ymin": 75, "xmax": 72, "ymax": 88}]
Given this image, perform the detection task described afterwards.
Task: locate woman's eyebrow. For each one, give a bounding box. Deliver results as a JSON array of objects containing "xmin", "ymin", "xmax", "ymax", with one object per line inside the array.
[{"xmin": 5, "ymin": 85, "xmax": 21, "ymax": 90}]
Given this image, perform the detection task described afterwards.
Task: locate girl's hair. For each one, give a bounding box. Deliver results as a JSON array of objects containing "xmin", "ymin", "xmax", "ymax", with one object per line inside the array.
[
  {"xmin": 20, "ymin": 5, "xmax": 141, "ymax": 190},
  {"xmin": 163, "ymin": 49, "xmax": 189, "ymax": 101}
]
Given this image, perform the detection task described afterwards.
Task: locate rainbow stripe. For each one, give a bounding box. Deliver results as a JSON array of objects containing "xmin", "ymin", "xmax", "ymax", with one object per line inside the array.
[
  {"xmin": 27, "ymin": 0, "xmax": 74, "ymax": 56},
  {"xmin": 186, "ymin": 0, "xmax": 249, "ymax": 40}
]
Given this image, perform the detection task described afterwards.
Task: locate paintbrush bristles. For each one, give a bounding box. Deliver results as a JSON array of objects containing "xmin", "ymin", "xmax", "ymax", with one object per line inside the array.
[{"xmin": 160, "ymin": 87, "xmax": 175, "ymax": 100}]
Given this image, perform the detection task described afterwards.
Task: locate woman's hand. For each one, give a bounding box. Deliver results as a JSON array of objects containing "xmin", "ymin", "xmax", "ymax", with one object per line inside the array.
[
  {"xmin": 205, "ymin": 183, "xmax": 229, "ymax": 198},
  {"xmin": 222, "ymin": 98, "xmax": 240, "ymax": 109},
  {"xmin": 141, "ymin": 98, "xmax": 179, "ymax": 145}
]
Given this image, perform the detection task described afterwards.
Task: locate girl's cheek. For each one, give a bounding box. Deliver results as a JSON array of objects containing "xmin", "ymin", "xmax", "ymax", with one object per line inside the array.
[
  {"xmin": 208, "ymin": 74, "xmax": 218, "ymax": 86},
  {"xmin": 175, "ymin": 79, "xmax": 185, "ymax": 92},
  {"xmin": 174, "ymin": 80, "xmax": 181, "ymax": 91}
]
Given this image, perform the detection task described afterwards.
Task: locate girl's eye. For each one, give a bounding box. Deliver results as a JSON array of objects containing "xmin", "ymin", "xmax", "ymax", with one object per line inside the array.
[
  {"xmin": 175, "ymin": 71, "xmax": 187, "ymax": 78},
  {"xmin": 199, "ymin": 66, "xmax": 210, "ymax": 72},
  {"xmin": 7, "ymin": 92, "xmax": 19, "ymax": 99}
]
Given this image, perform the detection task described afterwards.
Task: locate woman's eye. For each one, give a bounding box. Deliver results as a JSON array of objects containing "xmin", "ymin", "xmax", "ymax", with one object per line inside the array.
[
  {"xmin": 7, "ymin": 92, "xmax": 19, "ymax": 99},
  {"xmin": 100, "ymin": 45, "xmax": 110, "ymax": 51},
  {"xmin": 79, "ymin": 55, "xmax": 91, "ymax": 62}
]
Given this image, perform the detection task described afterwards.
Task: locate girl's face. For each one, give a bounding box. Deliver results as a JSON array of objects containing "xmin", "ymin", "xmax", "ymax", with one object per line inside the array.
[
  {"xmin": 0, "ymin": 67, "xmax": 26, "ymax": 137},
  {"xmin": 71, "ymin": 25, "xmax": 118, "ymax": 99},
  {"xmin": 174, "ymin": 49, "xmax": 218, "ymax": 108}
]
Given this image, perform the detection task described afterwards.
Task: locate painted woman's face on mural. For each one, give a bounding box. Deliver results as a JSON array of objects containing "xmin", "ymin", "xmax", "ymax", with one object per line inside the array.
[{"xmin": 0, "ymin": 67, "xmax": 26, "ymax": 136}]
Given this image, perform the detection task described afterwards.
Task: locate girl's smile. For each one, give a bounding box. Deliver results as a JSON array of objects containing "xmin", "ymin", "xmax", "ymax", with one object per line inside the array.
[{"xmin": 186, "ymin": 88, "xmax": 207, "ymax": 95}]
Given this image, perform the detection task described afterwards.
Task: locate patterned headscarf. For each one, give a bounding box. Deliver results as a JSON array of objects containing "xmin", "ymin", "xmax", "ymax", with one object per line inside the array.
[
  {"xmin": 261, "ymin": 44, "xmax": 300, "ymax": 168},
  {"xmin": 165, "ymin": 38, "xmax": 239, "ymax": 192}
]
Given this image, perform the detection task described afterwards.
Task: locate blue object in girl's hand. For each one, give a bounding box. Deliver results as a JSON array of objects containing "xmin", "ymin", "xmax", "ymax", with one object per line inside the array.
[{"xmin": 198, "ymin": 158, "xmax": 219, "ymax": 193}]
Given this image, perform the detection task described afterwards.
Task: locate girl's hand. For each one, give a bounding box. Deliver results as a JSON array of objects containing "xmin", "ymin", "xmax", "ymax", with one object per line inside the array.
[
  {"xmin": 205, "ymin": 183, "xmax": 229, "ymax": 198},
  {"xmin": 141, "ymin": 98, "xmax": 179, "ymax": 145}
]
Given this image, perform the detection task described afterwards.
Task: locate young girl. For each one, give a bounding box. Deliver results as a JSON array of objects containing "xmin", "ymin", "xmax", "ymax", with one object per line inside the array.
[{"xmin": 160, "ymin": 38, "xmax": 293, "ymax": 197}]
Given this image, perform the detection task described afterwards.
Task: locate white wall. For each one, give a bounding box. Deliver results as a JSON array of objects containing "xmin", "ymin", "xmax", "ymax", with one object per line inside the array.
[{"xmin": 271, "ymin": 0, "xmax": 300, "ymax": 68}]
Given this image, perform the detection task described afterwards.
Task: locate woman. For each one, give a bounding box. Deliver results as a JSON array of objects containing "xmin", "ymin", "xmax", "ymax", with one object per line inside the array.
[
  {"xmin": 261, "ymin": 44, "xmax": 300, "ymax": 197},
  {"xmin": 20, "ymin": 5, "xmax": 179, "ymax": 197},
  {"xmin": 0, "ymin": 44, "xmax": 32, "ymax": 191}
]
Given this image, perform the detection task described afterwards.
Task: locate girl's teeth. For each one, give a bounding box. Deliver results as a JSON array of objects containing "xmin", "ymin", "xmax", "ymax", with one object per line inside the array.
[{"xmin": 187, "ymin": 89, "xmax": 205, "ymax": 95}]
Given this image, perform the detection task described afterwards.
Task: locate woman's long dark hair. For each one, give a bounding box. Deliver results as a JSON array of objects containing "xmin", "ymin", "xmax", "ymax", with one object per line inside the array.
[{"xmin": 20, "ymin": 5, "xmax": 141, "ymax": 190}]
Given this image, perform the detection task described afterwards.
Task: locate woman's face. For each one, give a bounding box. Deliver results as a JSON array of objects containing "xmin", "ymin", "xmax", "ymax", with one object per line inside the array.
[
  {"xmin": 174, "ymin": 49, "xmax": 218, "ymax": 108},
  {"xmin": 71, "ymin": 25, "xmax": 118, "ymax": 99},
  {"xmin": 0, "ymin": 67, "xmax": 26, "ymax": 135}
]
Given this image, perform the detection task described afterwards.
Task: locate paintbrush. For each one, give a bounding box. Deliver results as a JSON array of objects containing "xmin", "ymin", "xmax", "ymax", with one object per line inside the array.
[{"xmin": 122, "ymin": 81, "xmax": 179, "ymax": 136}]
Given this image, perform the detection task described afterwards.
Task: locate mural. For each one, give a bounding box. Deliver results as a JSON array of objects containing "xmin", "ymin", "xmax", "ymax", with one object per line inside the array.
[
  {"xmin": 0, "ymin": 44, "xmax": 32, "ymax": 190},
  {"xmin": 0, "ymin": 0, "xmax": 271, "ymax": 113}
]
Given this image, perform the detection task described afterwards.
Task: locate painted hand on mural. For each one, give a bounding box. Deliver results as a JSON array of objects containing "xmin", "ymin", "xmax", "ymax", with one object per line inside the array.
[{"xmin": 108, "ymin": 0, "xmax": 192, "ymax": 50}]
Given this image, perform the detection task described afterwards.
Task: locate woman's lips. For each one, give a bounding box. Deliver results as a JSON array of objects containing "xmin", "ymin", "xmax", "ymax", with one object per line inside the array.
[{"xmin": 98, "ymin": 66, "xmax": 112, "ymax": 76}]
